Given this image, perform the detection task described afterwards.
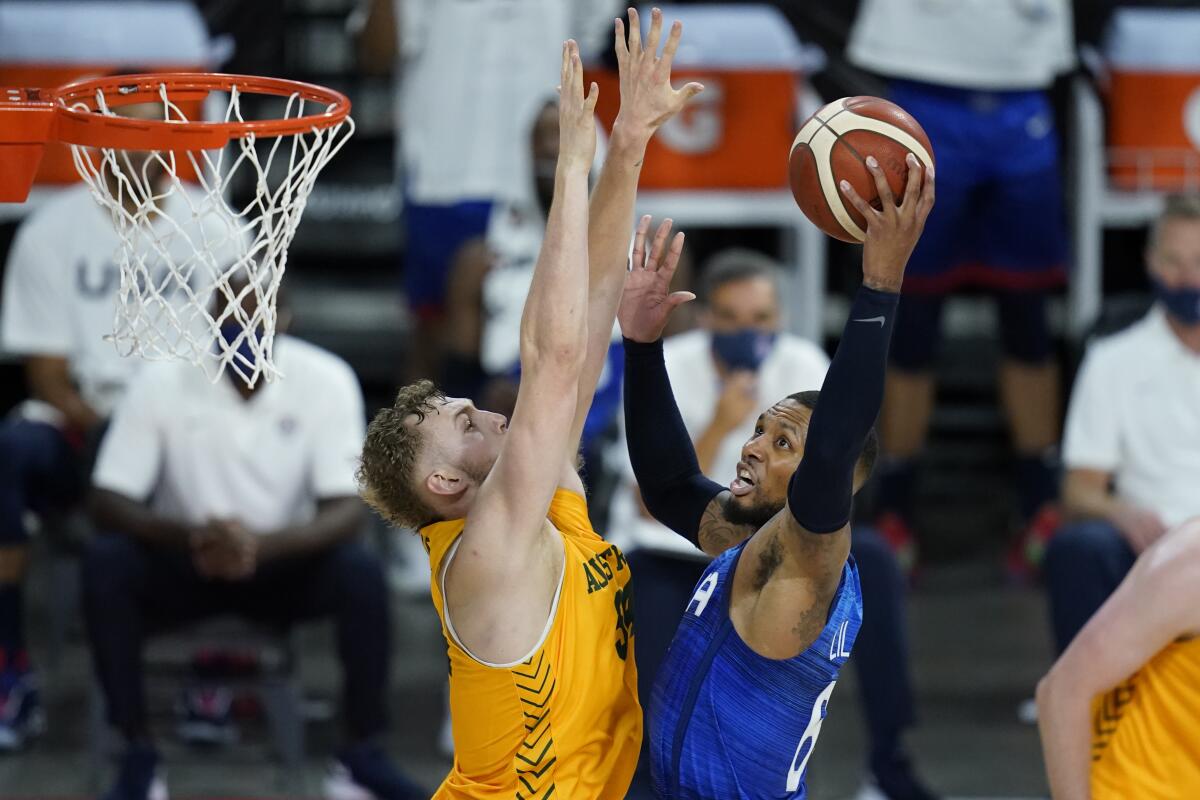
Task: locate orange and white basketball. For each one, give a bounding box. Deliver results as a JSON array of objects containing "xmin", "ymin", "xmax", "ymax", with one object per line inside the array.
[{"xmin": 789, "ymin": 96, "xmax": 935, "ymax": 243}]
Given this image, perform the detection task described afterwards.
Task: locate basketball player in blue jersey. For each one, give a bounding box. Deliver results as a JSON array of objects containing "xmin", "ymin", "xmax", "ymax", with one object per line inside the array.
[{"xmin": 618, "ymin": 153, "xmax": 934, "ymax": 798}]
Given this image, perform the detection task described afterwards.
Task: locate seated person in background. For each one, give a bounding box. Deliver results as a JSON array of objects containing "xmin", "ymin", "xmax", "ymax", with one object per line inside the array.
[
  {"xmin": 1037, "ymin": 517, "xmax": 1200, "ymax": 799},
  {"xmin": 1044, "ymin": 193, "xmax": 1200, "ymax": 655},
  {"xmin": 0, "ymin": 145, "xmax": 241, "ymax": 750},
  {"xmin": 82, "ymin": 286, "xmax": 422, "ymax": 800},
  {"xmin": 610, "ymin": 247, "xmax": 937, "ymax": 800}
]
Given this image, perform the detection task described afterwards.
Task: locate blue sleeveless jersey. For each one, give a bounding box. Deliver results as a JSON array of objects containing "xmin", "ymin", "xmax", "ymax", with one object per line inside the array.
[{"xmin": 648, "ymin": 539, "xmax": 863, "ymax": 799}]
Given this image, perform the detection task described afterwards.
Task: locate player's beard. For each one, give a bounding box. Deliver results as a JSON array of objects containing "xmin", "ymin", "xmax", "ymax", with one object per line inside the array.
[{"xmin": 724, "ymin": 494, "xmax": 782, "ymax": 529}]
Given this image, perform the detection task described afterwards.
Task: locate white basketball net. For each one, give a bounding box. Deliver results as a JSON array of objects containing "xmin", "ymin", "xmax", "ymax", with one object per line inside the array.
[{"xmin": 67, "ymin": 82, "xmax": 354, "ymax": 387}]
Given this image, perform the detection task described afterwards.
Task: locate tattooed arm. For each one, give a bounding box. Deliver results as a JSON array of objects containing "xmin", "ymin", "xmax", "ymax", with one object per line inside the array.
[{"xmin": 697, "ymin": 494, "xmax": 759, "ymax": 557}]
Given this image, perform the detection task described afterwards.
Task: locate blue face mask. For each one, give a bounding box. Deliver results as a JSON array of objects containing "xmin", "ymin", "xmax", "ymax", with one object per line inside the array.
[
  {"xmin": 1153, "ymin": 278, "xmax": 1200, "ymax": 325},
  {"xmin": 219, "ymin": 322, "xmax": 262, "ymax": 375},
  {"xmin": 711, "ymin": 328, "xmax": 776, "ymax": 372}
]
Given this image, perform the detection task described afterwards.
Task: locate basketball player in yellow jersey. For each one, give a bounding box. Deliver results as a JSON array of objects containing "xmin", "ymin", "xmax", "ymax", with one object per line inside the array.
[
  {"xmin": 1037, "ymin": 516, "xmax": 1200, "ymax": 799},
  {"xmin": 357, "ymin": 10, "xmax": 702, "ymax": 799}
]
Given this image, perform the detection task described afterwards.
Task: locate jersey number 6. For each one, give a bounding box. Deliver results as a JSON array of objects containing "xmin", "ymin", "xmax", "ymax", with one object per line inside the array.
[{"xmin": 786, "ymin": 680, "xmax": 838, "ymax": 792}]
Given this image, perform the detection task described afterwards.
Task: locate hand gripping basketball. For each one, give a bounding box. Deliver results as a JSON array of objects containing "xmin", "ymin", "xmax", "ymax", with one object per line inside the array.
[
  {"xmin": 841, "ymin": 152, "xmax": 936, "ymax": 293},
  {"xmin": 789, "ymin": 96, "xmax": 935, "ymax": 244},
  {"xmin": 617, "ymin": 216, "xmax": 694, "ymax": 343}
]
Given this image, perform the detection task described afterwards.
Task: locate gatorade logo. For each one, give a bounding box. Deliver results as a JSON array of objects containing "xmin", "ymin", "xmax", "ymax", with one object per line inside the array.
[{"xmin": 1185, "ymin": 87, "xmax": 1200, "ymax": 150}]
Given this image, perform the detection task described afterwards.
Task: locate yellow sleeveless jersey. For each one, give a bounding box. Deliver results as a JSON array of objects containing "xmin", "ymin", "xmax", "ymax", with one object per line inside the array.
[
  {"xmin": 1091, "ymin": 636, "xmax": 1200, "ymax": 799},
  {"xmin": 420, "ymin": 488, "xmax": 641, "ymax": 800}
]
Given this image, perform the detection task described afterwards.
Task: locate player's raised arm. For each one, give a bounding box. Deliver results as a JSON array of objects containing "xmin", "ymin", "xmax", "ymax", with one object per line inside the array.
[
  {"xmin": 1036, "ymin": 521, "xmax": 1200, "ymax": 800},
  {"xmin": 564, "ymin": 7, "xmax": 702, "ymax": 477},
  {"xmin": 782, "ymin": 155, "xmax": 934, "ymax": 539},
  {"xmin": 463, "ymin": 41, "xmax": 597, "ymax": 553},
  {"xmin": 618, "ymin": 221, "xmax": 753, "ymax": 555}
]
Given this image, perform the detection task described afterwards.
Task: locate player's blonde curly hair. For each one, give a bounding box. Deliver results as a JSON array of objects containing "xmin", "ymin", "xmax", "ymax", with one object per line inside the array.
[{"xmin": 357, "ymin": 380, "xmax": 443, "ymax": 530}]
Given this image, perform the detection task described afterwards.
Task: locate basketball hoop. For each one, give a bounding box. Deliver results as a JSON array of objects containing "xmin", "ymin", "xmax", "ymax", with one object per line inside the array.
[{"xmin": 0, "ymin": 73, "xmax": 355, "ymax": 386}]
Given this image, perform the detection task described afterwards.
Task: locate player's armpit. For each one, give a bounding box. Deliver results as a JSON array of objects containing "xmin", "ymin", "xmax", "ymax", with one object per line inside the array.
[
  {"xmin": 557, "ymin": 446, "xmax": 586, "ymax": 498},
  {"xmin": 696, "ymin": 492, "xmax": 757, "ymax": 557},
  {"xmin": 729, "ymin": 514, "xmax": 850, "ymax": 660}
]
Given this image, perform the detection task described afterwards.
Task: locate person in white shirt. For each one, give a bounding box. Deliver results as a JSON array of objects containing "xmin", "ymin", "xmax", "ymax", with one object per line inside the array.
[
  {"xmin": 81, "ymin": 289, "xmax": 423, "ymax": 800},
  {"xmin": 847, "ymin": 0, "xmax": 1076, "ymax": 578},
  {"xmin": 356, "ymin": 0, "xmax": 621, "ymax": 384},
  {"xmin": 1044, "ymin": 193, "xmax": 1200, "ymax": 654},
  {"xmin": 0, "ymin": 168, "xmax": 240, "ymax": 750},
  {"xmin": 610, "ymin": 251, "xmax": 937, "ymax": 800}
]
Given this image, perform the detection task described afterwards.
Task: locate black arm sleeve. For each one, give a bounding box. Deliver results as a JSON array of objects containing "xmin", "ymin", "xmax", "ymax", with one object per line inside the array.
[
  {"xmin": 623, "ymin": 337, "xmax": 726, "ymax": 545},
  {"xmin": 789, "ymin": 286, "xmax": 899, "ymax": 533}
]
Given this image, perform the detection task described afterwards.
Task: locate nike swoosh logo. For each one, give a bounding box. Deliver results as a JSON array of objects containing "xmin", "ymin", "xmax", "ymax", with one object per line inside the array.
[{"xmin": 852, "ymin": 316, "xmax": 886, "ymax": 326}]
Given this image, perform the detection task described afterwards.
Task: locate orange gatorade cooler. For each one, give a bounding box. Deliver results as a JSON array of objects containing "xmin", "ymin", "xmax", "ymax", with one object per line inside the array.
[
  {"xmin": 0, "ymin": 1, "xmax": 218, "ymax": 187},
  {"xmin": 1105, "ymin": 8, "xmax": 1200, "ymax": 191},
  {"xmin": 588, "ymin": 4, "xmax": 808, "ymax": 190}
]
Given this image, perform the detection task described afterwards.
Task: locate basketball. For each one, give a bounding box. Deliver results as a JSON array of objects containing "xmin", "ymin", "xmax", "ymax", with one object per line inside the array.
[{"xmin": 789, "ymin": 96, "xmax": 935, "ymax": 243}]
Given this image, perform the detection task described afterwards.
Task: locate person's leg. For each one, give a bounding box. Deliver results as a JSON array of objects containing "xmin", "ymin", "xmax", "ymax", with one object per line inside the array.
[
  {"xmin": 850, "ymin": 528, "xmax": 937, "ymax": 799},
  {"xmin": 402, "ymin": 200, "xmax": 493, "ymax": 385},
  {"xmin": 850, "ymin": 528, "xmax": 915, "ymax": 764},
  {"xmin": 246, "ymin": 538, "xmax": 423, "ymax": 799},
  {"xmin": 995, "ymin": 289, "xmax": 1062, "ymax": 546},
  {"xmin": 83, "ymin": 534, "xmax": 215, "ymax": 800},
  {"xmin": 0, "ymin": 420, "xmax": 79, "ymax": 665},
  {"xmin": 874, "ymin": 81, "xmax": 977, "ymax": 559},
  {"xmin": 441, "ymin": 237, "xmax": 492, "ymax": 399},
  {"xmin": 1043, "ymin": 519, "xmax": 1136, "ymax": 654},
  {"xmin": 878, "ymin": 294, "xmax": 945, "ymax": 520},
  {"xmin": 875, "ymin": 293, "xmax": 945, "ymax": 571},
  {"xmin": 82, "ymin": 534, "xmax": 214, "ymax": 740},
  {"xmin": 0, "ymin": 419, "xmax": 81, "ymax": 748},
  {"xmin": 972, "ymin": 90, "xmax": 1068, "ymax": 565}
]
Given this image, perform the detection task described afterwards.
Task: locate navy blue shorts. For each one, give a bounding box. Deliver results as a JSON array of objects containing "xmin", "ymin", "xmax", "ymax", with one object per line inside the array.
[
  {"xmin": 0, "ymin": 419, "xmax": 86, "ymax": 544},
  {"xmin": 889, "ymin": 80, "xmax": 1069, "ymax": 296},
  {"xmin": 402, "ymin": 199, "xmax": 492, "ymax": 319}
]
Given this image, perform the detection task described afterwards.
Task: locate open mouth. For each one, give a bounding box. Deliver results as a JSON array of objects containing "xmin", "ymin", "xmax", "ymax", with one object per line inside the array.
[{"xmin": 729, "ymin": 462, "xmax": 755, "ymax": 497}]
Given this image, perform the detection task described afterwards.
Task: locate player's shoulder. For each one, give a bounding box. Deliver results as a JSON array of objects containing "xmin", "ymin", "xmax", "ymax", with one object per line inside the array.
[
  {"xmin": 1085, "ymin": 307, "xmax": 1167, "ymax": 366},
  {"xmin": 276, "ymin": 335, "xmax": 361, "ymax": 392}
]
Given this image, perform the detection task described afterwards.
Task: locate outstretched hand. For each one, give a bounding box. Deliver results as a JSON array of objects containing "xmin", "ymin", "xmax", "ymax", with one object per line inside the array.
[
  {"xmin": 618, "ymin": 216, "xmax": 694, "ymax": 343},
  {"xmin": 558, "ymin": 39, "xmax": 599, "ymax": 172},
  {"xmin": 839, "ymin": 153, "xmax": 936, "ymax": 293},
  {"xmin": 613, "ymin": 7, "xmax": 704, "ymax": 141}
]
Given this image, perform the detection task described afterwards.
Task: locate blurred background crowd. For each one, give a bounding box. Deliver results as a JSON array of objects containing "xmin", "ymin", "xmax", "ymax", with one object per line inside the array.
[{"xmin": 0, "ymin": 0, "xmax": 1198, "ymax": 798}]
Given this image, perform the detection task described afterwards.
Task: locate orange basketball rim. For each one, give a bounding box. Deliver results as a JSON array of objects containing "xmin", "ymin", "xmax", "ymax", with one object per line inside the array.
[{"xmin": 0, "ymin": 73, "xmax": 352, "ymax": 202}]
